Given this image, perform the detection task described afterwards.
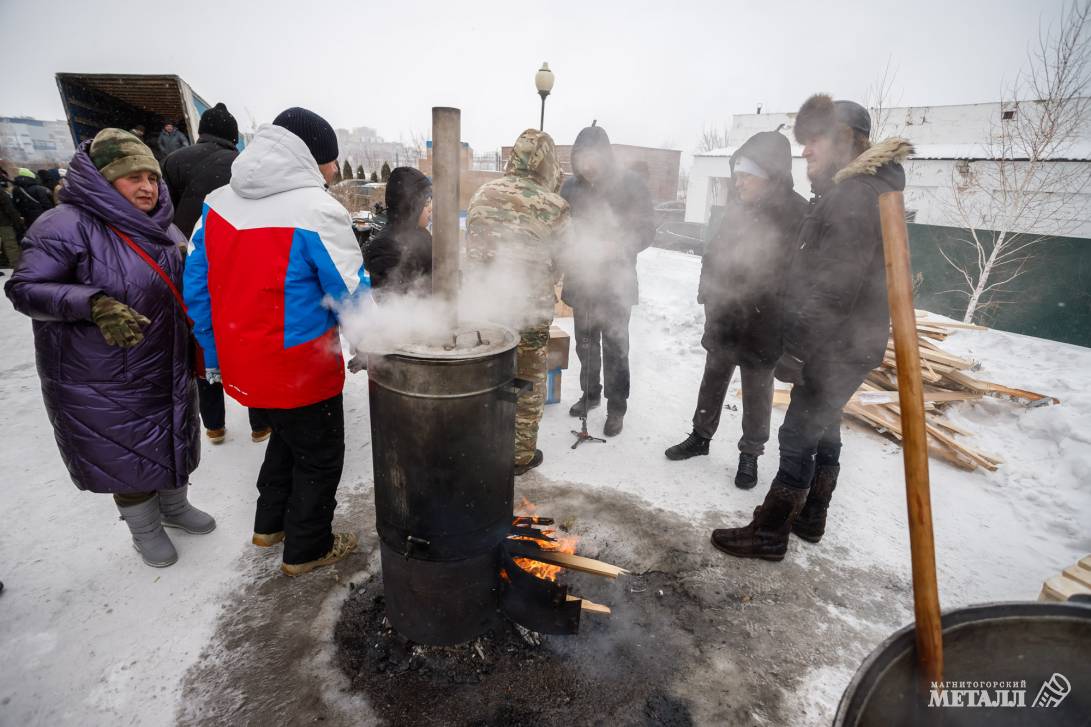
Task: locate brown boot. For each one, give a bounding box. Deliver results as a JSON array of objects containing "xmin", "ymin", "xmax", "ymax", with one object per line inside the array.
[
  {"xmin": 710, "ymin": 480, "xmax": 809, "ymax": 561},
  {"xmin": 792, "ymin": 465, "xmax": 840, "ymax": 543},
  {"xmin": 281, "ymin": 532, "xmax": 358, "ymax": 576},
  {"xmin": 206, "ymin": 428, "xmax": 226, "ymax": 444},
  {"xmin": 252, "ymin": 531, "xmax": 285, "ymax": 547}
]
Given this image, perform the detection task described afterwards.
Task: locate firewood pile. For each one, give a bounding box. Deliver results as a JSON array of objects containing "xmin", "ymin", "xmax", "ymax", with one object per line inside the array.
[{"xmin": 771, "ymin": 312, "xmax": 1060, "ymax": 472}]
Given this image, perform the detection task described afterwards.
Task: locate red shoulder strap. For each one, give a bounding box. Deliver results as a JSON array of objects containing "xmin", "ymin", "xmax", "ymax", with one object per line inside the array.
[{"xmin": 109, "ymin": 225, "xmax": 190, "ymax": 320}]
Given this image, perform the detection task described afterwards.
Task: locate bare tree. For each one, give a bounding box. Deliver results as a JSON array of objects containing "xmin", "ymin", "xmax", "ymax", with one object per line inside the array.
[
  {"xmin": 864, "ymin": 56, "xmax": 902, "ymax": 140},
  {"xmin": 939, "ymin": 0, "xmax": 1091, "ymax": 323},
  {"xmin": 696, "ymin": 124, "xmax": 730, "ymax": 154}
]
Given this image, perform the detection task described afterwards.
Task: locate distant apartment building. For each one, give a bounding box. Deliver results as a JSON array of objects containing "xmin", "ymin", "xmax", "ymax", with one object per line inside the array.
[{"xmin": 0, "ymin": 117, "xmax": 76, "ymax": 167}]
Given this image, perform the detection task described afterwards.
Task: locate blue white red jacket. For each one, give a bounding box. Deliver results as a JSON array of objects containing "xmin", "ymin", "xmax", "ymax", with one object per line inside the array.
[{"xmin": 183, "ymin": 124, "xmax": 367, "ymax": 409}]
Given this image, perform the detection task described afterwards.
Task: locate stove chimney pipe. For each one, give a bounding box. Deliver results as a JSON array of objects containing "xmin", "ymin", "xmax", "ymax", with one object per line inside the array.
[{"xmin": 431, "ymin": 107, "xmax": 461, "ymax": 330}]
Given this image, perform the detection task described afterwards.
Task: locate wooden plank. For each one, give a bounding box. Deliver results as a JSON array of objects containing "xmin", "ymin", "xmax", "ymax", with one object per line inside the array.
[
  {"xmin": 1062, "ymin": 565, "xmax": 1091, "ymax": 589},
  {"xmin": 1040, "ymin": 574, "xmax": 1091, "ymax": 602},
  {"xmin": 566, "ymin": 594, "xmax": 612, "ymax": 615},
  {"xmin": 1081, "ymin": 556, "xmax": 1091, "ymax": 571},
  {"xmin": 505, "ymin": 540, "xmax": 628, "ymax": 579}
]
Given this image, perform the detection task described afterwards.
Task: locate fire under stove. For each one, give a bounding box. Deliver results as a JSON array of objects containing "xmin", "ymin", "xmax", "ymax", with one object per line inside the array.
[{"xmin": 367, "ymin": 322, "xmax": 624, "ymax": 646}]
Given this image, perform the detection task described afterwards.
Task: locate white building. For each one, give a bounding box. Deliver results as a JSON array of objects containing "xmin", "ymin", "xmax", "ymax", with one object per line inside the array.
[
  {"xmin": 685, "ymin": 101, "xmax": 1091, "ymax": 239},
  {"xmin": 0, "ymin": 117, "xmax": 75, "ymax": 167}
]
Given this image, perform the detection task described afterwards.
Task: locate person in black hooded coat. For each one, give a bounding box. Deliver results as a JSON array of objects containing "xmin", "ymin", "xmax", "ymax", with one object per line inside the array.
[
  {"xmin": 665, "ymin": 131, "xmax": 807, "ymax": 488},
  {"xmin": 559, "ymin": 123, "xmax": 654, "ymax": 437},
  {"xmin": 363, "ymin": 167, "xmax": 432, "ymax": 297}
]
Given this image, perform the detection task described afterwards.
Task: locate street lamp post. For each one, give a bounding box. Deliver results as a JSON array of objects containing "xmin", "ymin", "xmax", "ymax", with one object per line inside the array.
[{"xmin": 535, "ymin": 62, "xmax": 554, "ymax": 131}]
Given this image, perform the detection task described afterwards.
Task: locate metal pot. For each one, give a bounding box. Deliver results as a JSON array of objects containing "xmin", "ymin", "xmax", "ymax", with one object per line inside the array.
[{"xmin": 834, "ymin": 600, "xmax": 1091, "ymax": 726}]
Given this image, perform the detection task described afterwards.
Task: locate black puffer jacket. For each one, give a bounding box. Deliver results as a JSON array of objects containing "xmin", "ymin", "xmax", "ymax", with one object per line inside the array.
[
  {"xmin": 11, "ymin": 175, "xmax": 54, "ymax": 229},
  {"xmin": 699, "ymin": 131, "xmax": 807, "ymax": 367},
  {"xmin": 364, "ymin": 167, "xmax": 433, "ymax": 296},
  {"xmin": 162, "ymin": 134, "xmax": 239, "ymax": 238},
  {"xmin": 782, "ymin": 138, "xmax": 912, "ymax": 367},
  {"xmin": 559, "ymin": 125, "xmax": 654, "ymax": 308}
]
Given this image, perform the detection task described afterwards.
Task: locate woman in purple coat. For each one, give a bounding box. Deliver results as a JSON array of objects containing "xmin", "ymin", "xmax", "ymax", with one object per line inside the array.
[{"xmin": 5, "ymin": 129, "xmax": 213, "ymax": 568}]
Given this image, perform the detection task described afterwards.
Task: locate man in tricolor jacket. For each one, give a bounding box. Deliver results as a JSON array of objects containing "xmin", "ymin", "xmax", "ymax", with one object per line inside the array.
[{"xmin": 184, "ymin": 108, "xmax": 367, "ymax": 576}]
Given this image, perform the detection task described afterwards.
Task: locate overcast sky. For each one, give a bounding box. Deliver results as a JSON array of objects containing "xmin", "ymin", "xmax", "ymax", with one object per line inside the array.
[{"xmin": 0, "ymin": 0, "xmax": 1072, "ymax": 158}]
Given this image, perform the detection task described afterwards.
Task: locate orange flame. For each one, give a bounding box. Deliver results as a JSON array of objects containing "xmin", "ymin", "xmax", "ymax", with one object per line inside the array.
[{"xmin": 511, "ymin": 498, "xmax": 578, "ymax": 582}]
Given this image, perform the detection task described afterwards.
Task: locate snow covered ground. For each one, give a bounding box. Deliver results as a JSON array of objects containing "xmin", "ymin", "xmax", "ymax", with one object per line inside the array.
[{"xmin": 0, "ymin": 247, "xmax": 1088, "ymax": 725}]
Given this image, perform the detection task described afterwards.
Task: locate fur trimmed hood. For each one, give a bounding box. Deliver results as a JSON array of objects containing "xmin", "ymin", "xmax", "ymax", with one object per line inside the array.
[{"xmin": 833, "ymin": 137, "xmax": 914, "ymax": 184}]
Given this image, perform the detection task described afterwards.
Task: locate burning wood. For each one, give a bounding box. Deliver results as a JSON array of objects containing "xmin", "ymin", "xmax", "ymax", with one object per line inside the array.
[{"xmin": 510, "ymin": 500, "xmax": 579, "ymax": 582}]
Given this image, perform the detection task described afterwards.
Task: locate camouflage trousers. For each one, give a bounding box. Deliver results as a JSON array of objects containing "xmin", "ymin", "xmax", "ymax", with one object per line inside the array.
[
  {"xmin": 0, "ymin": 226, "xmax": 18, "ymax": 269},
  {"xmin": 514, "ymin": 323, "xmax": 550, "ymax": 467}
]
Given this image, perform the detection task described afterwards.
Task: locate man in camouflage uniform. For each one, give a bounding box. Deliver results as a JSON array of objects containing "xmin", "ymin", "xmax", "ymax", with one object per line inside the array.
[{"xmin": 466, "ymin": 129, "xmax": 570, "ymax": 475}]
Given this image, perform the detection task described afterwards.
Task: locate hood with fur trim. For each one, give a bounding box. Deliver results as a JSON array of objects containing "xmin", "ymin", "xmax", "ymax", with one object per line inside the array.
[{"xmin": 833, "ymin": 137, "xmax": 913, "ymax": 185}]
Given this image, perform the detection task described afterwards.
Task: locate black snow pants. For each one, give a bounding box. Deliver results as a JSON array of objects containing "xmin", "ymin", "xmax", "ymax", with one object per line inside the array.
[
  {"xmin": 776, "ymin": 361, "xmax": 875, "ymax": 489},
  {"xmin": 252, "ymin": 394, "xmax": 345, "ymax": 564}
]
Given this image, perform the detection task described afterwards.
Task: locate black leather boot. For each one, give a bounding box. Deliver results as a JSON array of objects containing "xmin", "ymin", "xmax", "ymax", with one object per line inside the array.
[
  {"xmin": 665, "ymin": 431, "xmax": 710, "ymax": 460},
  {"xmin": 569, "ymin": 392, "xmax": 602, "ymax": 417},
  {"xmin": 734, "ymin": 453, "xmax": 759, "ymax": 489},
  {"xmin": 792, "ymin": 464, "xmax": 840, "ymax": 543},
  {"xmin": 710, "ymin": 480, "xmax": 809, "ymax": 561}
]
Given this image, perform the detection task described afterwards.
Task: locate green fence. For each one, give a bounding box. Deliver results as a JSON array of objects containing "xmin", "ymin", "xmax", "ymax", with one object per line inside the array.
[{"xmin": 908, "ymin": 223, "xmax": 1091, "ymax": 348}]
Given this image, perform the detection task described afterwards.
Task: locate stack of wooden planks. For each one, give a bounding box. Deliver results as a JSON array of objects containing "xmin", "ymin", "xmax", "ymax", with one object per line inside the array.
[
  {"xmin": 1039, "ymin": 556, "xmax": 1091, "ymax": 602},
  {"xmin": 768, "ymin": 312, "xmax": 1060, "ymax": 472}
]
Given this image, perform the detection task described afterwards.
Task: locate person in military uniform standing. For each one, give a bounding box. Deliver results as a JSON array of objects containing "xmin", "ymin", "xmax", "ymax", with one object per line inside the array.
[{"xmin": 466, "ymin": 129, "xmax": 570, "ymax": 475}]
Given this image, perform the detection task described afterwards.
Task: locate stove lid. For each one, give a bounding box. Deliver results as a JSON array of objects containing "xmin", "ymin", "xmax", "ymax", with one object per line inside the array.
[{"xmin": 385, "ymin": 321, "xmax": 519, "ymax": 361}]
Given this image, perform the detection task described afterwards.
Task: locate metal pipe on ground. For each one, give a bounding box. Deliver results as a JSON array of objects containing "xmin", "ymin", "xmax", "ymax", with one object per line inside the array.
[{"xmin": 431, "ymin": 106, "xmax": 461, "ymax": 331}]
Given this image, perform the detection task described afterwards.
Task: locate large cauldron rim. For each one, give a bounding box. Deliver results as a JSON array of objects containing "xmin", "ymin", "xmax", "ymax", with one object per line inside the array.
[{"xmin": 833, "ymin": 599, "xmax": 1091, "ymax": 726}]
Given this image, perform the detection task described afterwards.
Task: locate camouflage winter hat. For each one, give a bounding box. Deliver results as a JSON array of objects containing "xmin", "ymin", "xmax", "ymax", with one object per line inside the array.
[{"xmin": 90, "ymin": 128, "xmax": 161, "ymax": 183}]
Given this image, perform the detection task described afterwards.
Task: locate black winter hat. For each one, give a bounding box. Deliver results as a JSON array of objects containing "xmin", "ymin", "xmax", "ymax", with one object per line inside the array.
[
  {"xmin": 273, "ymin": 107, "xmax": 339, "ymax": 165},
  {"xmin": 199, "ymin": 103, "xmax": 239, "ymax": 145},
  {"xmin": 385, "ymin": 167, "xmax": 432, "ymax": 226},
  {"xmin": 730, "ymin": 131, "xmax": 793, "ymax": 187}
]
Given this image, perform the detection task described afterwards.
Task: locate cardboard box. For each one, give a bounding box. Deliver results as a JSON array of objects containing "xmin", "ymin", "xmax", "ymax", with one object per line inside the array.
[
  {"xmin": 554, "ymin": 282, "xmax": 574, "ymax": 318},
  {"xmin": 548, "ymin": 325, "xmax": 570, "ymax": 370},
  {"xmin": 546, "ymin": 368, "xmax": 562, "ymax": 405}
]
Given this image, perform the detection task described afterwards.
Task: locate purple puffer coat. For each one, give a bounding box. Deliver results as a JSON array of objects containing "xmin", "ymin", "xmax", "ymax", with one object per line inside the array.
[{"xmin": 5, "ymin": 141, "xmax": 200, "ymax": 494}]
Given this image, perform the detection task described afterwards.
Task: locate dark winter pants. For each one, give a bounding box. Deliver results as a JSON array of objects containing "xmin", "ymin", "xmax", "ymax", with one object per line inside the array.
[
  {"xmin": 253, "ymin": 394, "xmax": 345, "ymax": 564},
  {"xmin": 692, "ymin": 348, "xmax": 774, "ymax": 456},
  {"xmin": 573, "ymin": 299, "xmax": 632, "ymax": 405},
  {"xmin": 196, "ymin": 378, "xmax": 269, "ymax": 432},
  {"xmin": 776, "ymin": 361, "xmax": 874, "ymax": 489}
]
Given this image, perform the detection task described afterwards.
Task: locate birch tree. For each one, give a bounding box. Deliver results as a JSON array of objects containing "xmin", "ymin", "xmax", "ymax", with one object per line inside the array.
[{"xmin": 940, "ymin": 0, "xmax": 1091, "ymax": 323}]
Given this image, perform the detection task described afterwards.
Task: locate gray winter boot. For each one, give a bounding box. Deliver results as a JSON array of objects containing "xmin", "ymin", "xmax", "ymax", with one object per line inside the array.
[
  {"xmin": 159, "ymin": 485, "xmax": 217, "ymax": 534},
  {"xmin": 117, "ymin": 497, "xmax": 178, "ymax": 568}
]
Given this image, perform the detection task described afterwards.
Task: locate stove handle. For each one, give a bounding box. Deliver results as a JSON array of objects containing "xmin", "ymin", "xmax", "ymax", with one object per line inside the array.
[
  {"xmin": 405, "ymin": 535, "xmax": 430, "ymax": 559},
  {"xmin": 497, "ymin": 378, "xmax": 534, "ymax": 404}
]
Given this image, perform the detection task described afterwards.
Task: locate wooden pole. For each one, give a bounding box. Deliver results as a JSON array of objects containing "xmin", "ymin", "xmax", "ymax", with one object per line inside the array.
[
  {"xmin": 431, "ymin": 107, "xmax": 460, "ymax": 331},
  {"xmin": 878, "ymin": 191, "xmax": 944, "ymax": 690}
]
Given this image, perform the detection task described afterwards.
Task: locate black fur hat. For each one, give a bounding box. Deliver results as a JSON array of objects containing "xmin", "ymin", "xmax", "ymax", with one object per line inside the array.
[{"xmin": 794, "ymin": 94, "xmax": 871, "ymax": 143}]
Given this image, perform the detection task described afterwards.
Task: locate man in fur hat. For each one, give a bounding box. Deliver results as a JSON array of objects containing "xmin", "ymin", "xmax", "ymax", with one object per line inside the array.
[{"xmin": 711, "ymin": 94, "xmax": 913, "ymax": 561}]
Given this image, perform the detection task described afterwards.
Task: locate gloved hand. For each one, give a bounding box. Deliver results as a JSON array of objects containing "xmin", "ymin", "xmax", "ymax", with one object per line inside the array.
[
  {"xmin": 90, "ymin": 294, "xmax": 151, "ymax": 348},
  {"xmin": 347, "ymin": 353, "xmax": 367, "ymax": 373},
  {"xmin": 205, "ymin": 368, "xmax": 222, "ymax": 385},
  {"xmin": 774, "ymin": 353, "xmax": 805, "ymax": 386}
]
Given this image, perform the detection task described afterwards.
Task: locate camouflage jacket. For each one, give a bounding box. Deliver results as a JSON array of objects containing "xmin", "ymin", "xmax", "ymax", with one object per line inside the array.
[{"xmin": 466, "ymin": 129, "xmax": 570, "ymax": 329}]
